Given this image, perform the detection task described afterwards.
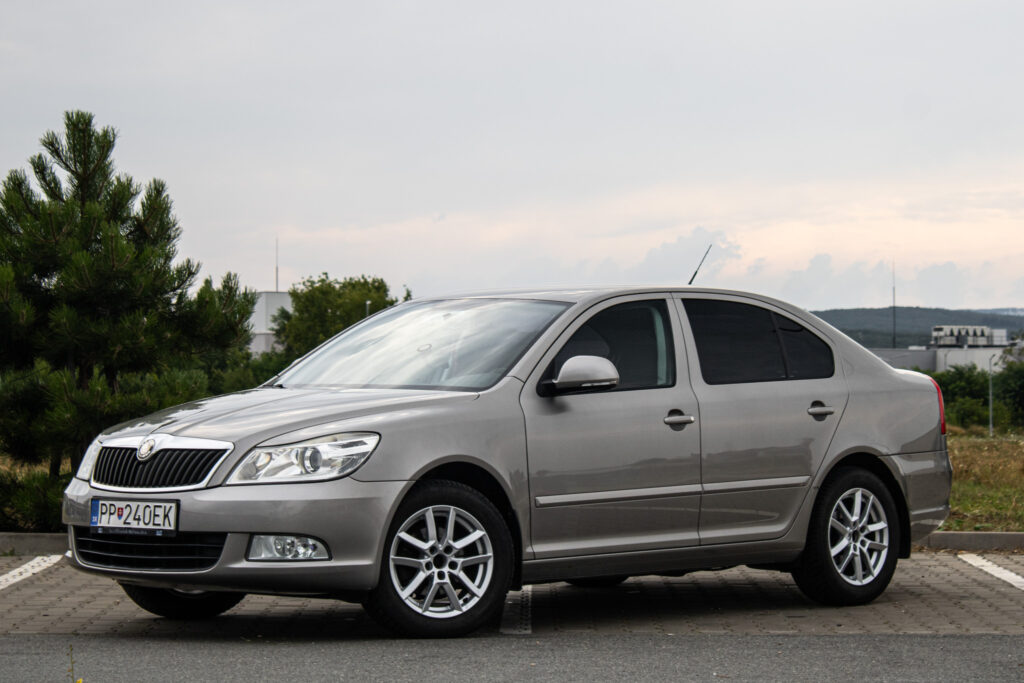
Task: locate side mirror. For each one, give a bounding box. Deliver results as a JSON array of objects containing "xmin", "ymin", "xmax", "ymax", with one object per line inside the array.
[{"xmin": 541, "ymin": 355, "xmax": 619, "ymax": 396}]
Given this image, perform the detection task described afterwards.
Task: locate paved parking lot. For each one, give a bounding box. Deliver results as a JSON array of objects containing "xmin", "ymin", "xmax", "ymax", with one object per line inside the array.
[{"xmin": 1, "ymin": 551, "xmax": 1023, "ymax": 638}]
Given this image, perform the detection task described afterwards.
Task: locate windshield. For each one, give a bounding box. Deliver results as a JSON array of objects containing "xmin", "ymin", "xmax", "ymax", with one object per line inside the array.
[{"xmin": 276, "ymin": 298, "xmax": 570, "ymax": 390}]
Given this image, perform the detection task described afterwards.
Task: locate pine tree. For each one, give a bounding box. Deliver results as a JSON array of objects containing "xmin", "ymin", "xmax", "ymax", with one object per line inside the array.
[{"xmin": 0, "ymin": 111, "xmax": 256, "ymax": 475}]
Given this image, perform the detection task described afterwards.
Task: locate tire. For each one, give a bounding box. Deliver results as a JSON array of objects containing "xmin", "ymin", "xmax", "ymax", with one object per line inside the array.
[
  {"xmin": 792, "ymin": 467, "xmax": 900, "ymax": 606},
  {"xmin": 566, "ymin": 576, "xmax": 628, "ymax": 588},
  {"xmin": 363, "ymin": 480, "xmax": 513, "ymax": 638},
  {"xmin": 120, "ymin": 584, "xmax": 245, "ymax": 619}
]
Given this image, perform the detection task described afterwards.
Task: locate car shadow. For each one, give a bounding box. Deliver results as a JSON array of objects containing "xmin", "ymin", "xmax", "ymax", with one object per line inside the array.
[
  {"xmin": 531, "ymin": 574, "xmax": 818, "ymax": 624},
  {"xmin": 98, "ymin": 570, "xmax": 863, "ymax": 641}
]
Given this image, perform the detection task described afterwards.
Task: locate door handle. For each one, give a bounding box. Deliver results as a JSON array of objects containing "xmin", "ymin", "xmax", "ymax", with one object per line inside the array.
[
  {"xmin": 664, "ymin": 414, "xmax": 696, "ymax": 426},
  {"xmin": 807, "ymin": 405, "xmax": 835, "ymax": 416}
]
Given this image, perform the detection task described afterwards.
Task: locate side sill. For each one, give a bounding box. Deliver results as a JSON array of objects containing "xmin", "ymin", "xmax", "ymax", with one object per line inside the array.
[{"xmin": 521, "ymin": 539, "xmax": 804, "ymax": 584}]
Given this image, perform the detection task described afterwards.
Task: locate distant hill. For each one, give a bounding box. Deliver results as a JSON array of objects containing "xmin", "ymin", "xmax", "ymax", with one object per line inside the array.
[
  {"xmin": 973, "ymin": 307, "xmax": 1024, "ymax": 317},
  {"xmin": 810, "ymin": 306, "xmax": 1024, "ymax": 348}
]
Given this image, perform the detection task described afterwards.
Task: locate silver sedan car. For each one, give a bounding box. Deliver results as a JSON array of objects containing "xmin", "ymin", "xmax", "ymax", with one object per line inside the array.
[{"xmin": 63, "ymin": 287, "xmax": 951, "ymax": 637}]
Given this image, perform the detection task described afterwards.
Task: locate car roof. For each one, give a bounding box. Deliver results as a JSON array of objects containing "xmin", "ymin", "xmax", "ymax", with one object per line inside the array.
[{"xmin": 418, "ymin": 286, "xmax": 786, "ymax": 307}]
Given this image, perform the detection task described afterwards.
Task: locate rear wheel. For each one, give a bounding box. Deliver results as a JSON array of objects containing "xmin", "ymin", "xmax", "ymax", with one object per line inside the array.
[
  {"xmin": 792, "ymin": 468, "xmax": 900, "ymax": 606},
  {"xmin": 120, "ymin": 584, "xmax": 245, "ymax": 619},
  {"xmin": 363, "ymin": 480, "xmax": 513, "ymax": 637}
]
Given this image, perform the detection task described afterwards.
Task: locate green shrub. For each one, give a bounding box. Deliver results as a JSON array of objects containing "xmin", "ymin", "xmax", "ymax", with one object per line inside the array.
[
  {"xmin": 945, "ymin": 396, "xmax": 1011, "ymax": 430},
  {"xmin": 0, "ymin": 470, "xmax": 70, "ymax": 532}
]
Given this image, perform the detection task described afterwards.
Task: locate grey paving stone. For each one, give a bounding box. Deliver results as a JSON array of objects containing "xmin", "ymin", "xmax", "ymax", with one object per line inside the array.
[{"xmin": 2, "ymin": 551, "xmax": 1023, "ymax": 637}]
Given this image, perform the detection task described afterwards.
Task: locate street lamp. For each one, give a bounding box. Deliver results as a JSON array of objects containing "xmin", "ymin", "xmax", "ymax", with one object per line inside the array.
[{"xmin": 988, "ymin": 353, "xmax": 999, "ymax": 437}]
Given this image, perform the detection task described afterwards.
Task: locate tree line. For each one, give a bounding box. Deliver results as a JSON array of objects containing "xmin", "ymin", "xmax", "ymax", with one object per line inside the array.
[{"xmin": 926, "ymin": 360, "xmax": 1024, "ymax": 431}]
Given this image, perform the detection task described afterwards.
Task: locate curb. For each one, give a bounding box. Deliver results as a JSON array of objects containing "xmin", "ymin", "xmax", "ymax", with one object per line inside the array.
[
  {"xmin": 0, "ymin": 532, "xmax": 67, "ymax": 556},
  {"xmin": 917, "ymin": 531, "xmax": 1024, "ymax": 552},
  {"xmin": 3, "ymin": 530, "xmax": 1024, "ymax": 556}
]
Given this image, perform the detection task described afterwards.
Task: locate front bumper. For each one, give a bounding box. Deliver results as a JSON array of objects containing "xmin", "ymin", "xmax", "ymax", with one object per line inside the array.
[{"xmin": 62, "ymin": 476, "xmax": 410, "ymax": 596}]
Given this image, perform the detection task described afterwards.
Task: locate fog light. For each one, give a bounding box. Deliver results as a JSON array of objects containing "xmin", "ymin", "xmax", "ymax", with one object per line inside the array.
[{"xmin": 248, "ymin": 534, "xmax": 329, "ymax": 561}]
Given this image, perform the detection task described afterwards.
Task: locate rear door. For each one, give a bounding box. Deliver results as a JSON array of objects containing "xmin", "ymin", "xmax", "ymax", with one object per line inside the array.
[{"xmin": 675, "ymin": 294, "xmax": 849, "ymax": 545}]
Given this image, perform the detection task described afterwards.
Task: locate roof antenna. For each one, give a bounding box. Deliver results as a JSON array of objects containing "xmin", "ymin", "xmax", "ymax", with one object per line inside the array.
[
  {"xmin": 891, "ymin": 257, "xmax": 896, "ymax": 348},
  {"xmin": 688, "ymin": 244, "xmax": 712, "ymax": 285}
]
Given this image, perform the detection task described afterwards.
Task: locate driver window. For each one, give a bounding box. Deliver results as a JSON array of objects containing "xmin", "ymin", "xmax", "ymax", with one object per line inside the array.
[{"xmin": 551, "ymin": 300, "xmax": 675, "ymax": 391}]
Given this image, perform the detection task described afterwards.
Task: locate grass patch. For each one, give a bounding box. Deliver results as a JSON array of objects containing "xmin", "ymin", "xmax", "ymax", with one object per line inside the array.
[{"xmin": 943, "ymin": 434, "xmax": 1024, "ymax": 531}]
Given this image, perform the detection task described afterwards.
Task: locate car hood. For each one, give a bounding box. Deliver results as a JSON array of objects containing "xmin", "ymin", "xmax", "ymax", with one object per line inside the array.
[{"xmin": 101, "ymin": 386, "xmax": 478, "ymax": 444}]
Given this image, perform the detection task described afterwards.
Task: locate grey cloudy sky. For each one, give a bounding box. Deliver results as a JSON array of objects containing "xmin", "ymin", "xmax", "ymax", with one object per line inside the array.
[{"xmin": 3, "ymin": 1, "xmax": 1023, "ymax": 310}]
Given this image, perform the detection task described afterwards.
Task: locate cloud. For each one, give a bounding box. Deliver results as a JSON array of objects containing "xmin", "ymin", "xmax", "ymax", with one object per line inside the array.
[
  {"xmin": 622, "ymin": 229, "xmax": 741, "ymax": 285},
  {"xmin": 3, "ymin": 3, "xmax": 1023, "ymax": 314},
  {"xmin": 711, "ymin": 255, "xmax": 1008, "ymax": 311},
  {"xmin": 908, "ymin": 262, "xmax": 969, "ymax": 308},
  {"xmin": 1013, "ymin": 276, "xmax": 1024, "ymax": 301},
  {"xmin": 240, "ymin": 174, "xmax": 1024, "ymax": 311}
]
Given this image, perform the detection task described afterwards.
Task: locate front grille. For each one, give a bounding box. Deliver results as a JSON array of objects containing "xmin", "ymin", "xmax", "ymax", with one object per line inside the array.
[
  {"xmin": 93, "ymin": 447, "xmax": 228, "ymax": 489},
  {"xmin": 73, "ymin": 526, "xmax": 227, "ymax": 571}
]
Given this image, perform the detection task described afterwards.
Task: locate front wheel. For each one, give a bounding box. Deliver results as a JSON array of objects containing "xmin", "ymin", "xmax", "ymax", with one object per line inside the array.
[
  {"xmin": 120, "ymin": 584, "xmax": 245, "ymax": 619},
  {"xmin": 363, "ymin": 480, "xmax": 513, "ymax": 637},
  {"xmin": 792, "ymin": 468, "xmax": 900, "ymax": 606}
]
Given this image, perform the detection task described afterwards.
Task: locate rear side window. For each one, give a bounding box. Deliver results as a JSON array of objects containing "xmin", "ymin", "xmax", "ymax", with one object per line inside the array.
[
  {"xmin": 551, "ymin": 300, "xmax": 675, "ymax": 390},
  {"xmin": 683, "ymin": 299, "xmax": 834, "ymax": 385}
]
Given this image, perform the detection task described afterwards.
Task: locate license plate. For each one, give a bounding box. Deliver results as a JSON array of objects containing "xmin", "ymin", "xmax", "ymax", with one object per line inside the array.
[{"xmin": 90, "ymin": 499, "xmax": 178, "ymax": 535}]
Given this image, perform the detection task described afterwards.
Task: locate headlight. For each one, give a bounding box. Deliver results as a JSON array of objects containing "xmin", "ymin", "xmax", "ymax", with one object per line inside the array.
[
  {"xmin": 226, "ymin": 432, "xmax": 380, "ymax": 485},
  {"xmin": 76, "ymin": 438, "xmax": 103, "ymax": 481}
]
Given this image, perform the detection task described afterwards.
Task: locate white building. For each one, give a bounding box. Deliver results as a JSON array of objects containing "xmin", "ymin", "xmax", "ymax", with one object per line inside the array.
[
  {"xmin": 869, "ymin": 347, "xmax": 1006, "ymax": 373},
  {"xmin": 873, "ymin": 322, "xmax": 1013, "ymax": 371},
  {"xmin": 249, "ymin": 291, "xmax": 292, "ymax": 354},
  {"xmin": 930, "ymin": 325, "xmax": 1008, "ymax": 347}
]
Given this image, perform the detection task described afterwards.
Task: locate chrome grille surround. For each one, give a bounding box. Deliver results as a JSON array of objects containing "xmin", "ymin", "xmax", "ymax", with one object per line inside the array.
[{"xmin": 89, "ymin": 434, "xmax": 234, "ymax": 493}]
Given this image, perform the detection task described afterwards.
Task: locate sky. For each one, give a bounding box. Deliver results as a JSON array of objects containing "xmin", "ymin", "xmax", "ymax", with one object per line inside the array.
[{"xmin": 2, "ymin": 1, "xmax": 1023, "ymax": 311}]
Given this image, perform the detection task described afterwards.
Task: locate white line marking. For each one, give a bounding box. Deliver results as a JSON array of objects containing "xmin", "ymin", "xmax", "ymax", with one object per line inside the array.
[
  {"xmin": 500, "ymin": 585, "xmax": 532, "ymax": 634},
  {"xmin": 959, "ymin": 553, "xmax": 1024, "ymax": 591},
  {"xmin": 0, "ymin": 555, "xmax": 64, "ymax": 591}
]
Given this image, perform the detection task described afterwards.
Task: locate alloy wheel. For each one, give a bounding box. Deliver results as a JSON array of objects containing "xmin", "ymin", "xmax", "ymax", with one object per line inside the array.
[
  {"xmin": 388, "ymin": 505, "xmax": 495, "ymax": 619},
  {"xmin": 828, "ymin": 487, "xmax": 890, "ymax": 586}
]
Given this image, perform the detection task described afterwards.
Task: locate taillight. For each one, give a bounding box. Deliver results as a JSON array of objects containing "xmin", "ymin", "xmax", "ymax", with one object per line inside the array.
[{"xmin": 929, "ymin": 377, "xmax": 946, "ymax": 435}]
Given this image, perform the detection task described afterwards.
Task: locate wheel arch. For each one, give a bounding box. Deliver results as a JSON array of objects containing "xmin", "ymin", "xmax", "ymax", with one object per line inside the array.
[
  {"xmin": 416, "ymin": 461, "xmax": 524, "ymax": 589},
  {"xmin": 818, "ymin": 453, "xmax": 912, "ymax": 558}
]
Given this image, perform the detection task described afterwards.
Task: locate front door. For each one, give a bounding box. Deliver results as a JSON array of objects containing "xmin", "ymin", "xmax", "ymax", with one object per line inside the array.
[{"xmin": 520, "ymin": 296, "xmax": 702, "ymax": 559}]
